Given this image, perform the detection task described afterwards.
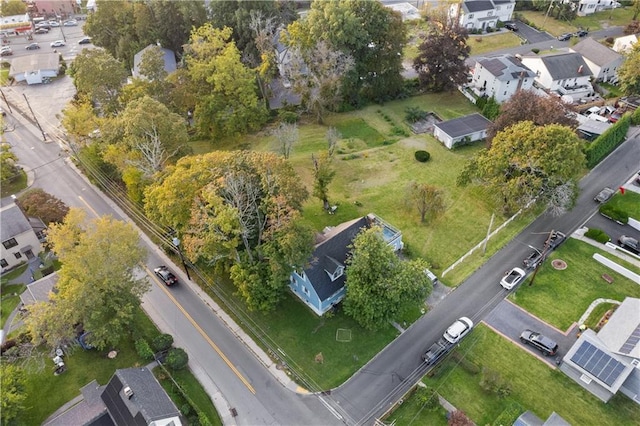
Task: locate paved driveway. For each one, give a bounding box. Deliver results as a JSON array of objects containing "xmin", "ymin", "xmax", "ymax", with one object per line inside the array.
[
  {"xmin": 513, "ymin": 19, "xmax": 555, "ymax": 44},
  {"xmin": 484, "ymin": 299, "xmax": 581, "ymax": 366}
]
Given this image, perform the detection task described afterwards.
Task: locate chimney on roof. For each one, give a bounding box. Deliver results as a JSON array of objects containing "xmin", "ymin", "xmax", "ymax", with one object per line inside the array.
[
  {"xmin": 578, "ymin": 65, "xmax": 583, "ymax": 74},
  {"xmin": 124, "ymin": 386, "xmax": 134, "ymax": 399}
]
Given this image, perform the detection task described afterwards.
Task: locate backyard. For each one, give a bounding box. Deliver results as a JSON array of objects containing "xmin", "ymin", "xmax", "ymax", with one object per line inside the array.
[
  {"xmin": 510, "ymin": 238, "xmax": 640, "ymax": 331},
  {"xmin": 387, "ymin": 325, "xmax": 640, "ymax": 425},
  {"xmin": 517, "ymin": 7, "xmax": 635, "ymax": 36}
]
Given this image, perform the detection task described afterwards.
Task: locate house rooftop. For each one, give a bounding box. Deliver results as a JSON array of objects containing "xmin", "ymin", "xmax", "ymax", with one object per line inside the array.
[
  {"xmin": 571, "ymin": 37, "xmax": 622, "ymax": 66},
  {"xmin": 477, "ymin": 55, "xmax": 535, "ymax": 81},
  {"xmin": 597, "ymin": 297, "xmax": 640, "ymax": 359},
  {"xmin": 132, "ymin": 44, "xmax": 176, "ymax": 78},
  {"xmin": 462, "ymin": 0, "xmax": 495, "ymax": 13},
  {"xmin": 1, "ymin": 203, "xmax": 32, "ymax": 240},
  {"xmin": 536, "ymin": 52, "xmax": 591, "ymax": 80},
  {"xmin": 434, "ymin": 113, "xmax": 492, "ymax": 139},
  {"xmin": 8, "ymin": 53, "xmax": 59, "ymax": 76},
  {"xmin": 20, "ymin": 273, "xmax": 58, "ymax": 305}
]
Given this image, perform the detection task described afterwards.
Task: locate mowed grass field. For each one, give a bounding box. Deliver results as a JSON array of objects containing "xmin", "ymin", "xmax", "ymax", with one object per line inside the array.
[{"xmin": 211, "ymin": 92, "xmax": 524, "ymax": 284}]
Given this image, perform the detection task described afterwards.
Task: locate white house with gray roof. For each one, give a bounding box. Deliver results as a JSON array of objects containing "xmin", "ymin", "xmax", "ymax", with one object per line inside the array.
[
  {"xmin": 612, "ymin": 34, "xmax": 638, "ymax": 54},
  {"xmin": 571, "ymin": 38, "xmax": 623, "ymax": 83},
  {"xmin": 560, "ymin": 297, "xmax": 640, "ymax": 404},
  {"xmin": 450, "ymin": 0, "xmax": 515, "ymax": 31},
  {"xmin": 469, "ymin": 55, "xmax": 535, "ymax": 103},
  {"xmin": 433, "ymin": 113, "xmax": 492, "ymax": 149},
  {"xmin": 521, "ymin": 52, "xmax": 594, "ymax": 102},
  {"xmin": 1, "ymin": 203, "xmax": 43, "ymax": 272}
]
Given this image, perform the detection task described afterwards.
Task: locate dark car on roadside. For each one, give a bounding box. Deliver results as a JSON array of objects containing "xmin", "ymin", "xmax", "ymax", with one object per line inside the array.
[
  {"xmin": 520, "ymin": 330, "xmax": 558, "ymax": 356},
  {"xmin": 618, "ymin": 235, "xmax": 639, "ymax": 254},
  {"xmin": 523, "ymin": 249, "xmax": 543, "ymax": 269},
  {"xmin": 34, "ymin": 27, "xmax": 49, "ymax": 34},
  {"xmin": 422, "ymin": 340, "xmax": 450, "ymax": 366},
  {"xmin": 78, "ymin": 36, "xmax": 92, "ymax": 45},
  {"xmin": 505, "ymin": 22, "xmax": 518, "ymax": 31},
  {"xmin": 153, "ymin": 266, "xmax": 178, "ymax": 286},
  {"xmin": 26, "ymin": 43, "xmax": 40, "ymax": 50},
  {"xmin": 546, "ymin": 230, "xmax": 566, "ymax": 250},
  {"xmin": 557, "ymin": 33, "xmax": 573, "ymax": 41},
  {"xmin": 575, "ymin": 29, "xmax": 588, "ymax": 37}
]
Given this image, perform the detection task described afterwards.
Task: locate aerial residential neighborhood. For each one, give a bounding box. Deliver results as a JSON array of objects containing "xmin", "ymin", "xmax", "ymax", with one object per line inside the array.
[{"xmin": 1, "ymin": 1, "xmax": 640, "ymax": 426}]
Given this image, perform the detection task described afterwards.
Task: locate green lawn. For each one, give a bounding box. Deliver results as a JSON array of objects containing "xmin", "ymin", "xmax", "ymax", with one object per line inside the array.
[
  {"xmin": 1, "ymin": 283, "xmax": 25, "ymax": 328},
  {"xmin": 0, "ymin": 170, "xmax": 28, "ymax": 198},
  {"xmin": 607, "ymin": 190, "xmax": 640, "ymax": 219},
  {"xmin": 385, "ymin": 386, "xmax": 449, "ymax": 426},
  {"xmin": 518, "ymin": 8, "xmax": 635, "ymax": 35},
  {"xmin": 468, "ymin": 32, "xmax": 522, "ymax": 55},
  {"xmin": 509, "ymin": 238, "xmax": 640, "ymax": 330},
  {"xmin": 419, "ymin": 325, "xmax": 640, "ymax": 425}
]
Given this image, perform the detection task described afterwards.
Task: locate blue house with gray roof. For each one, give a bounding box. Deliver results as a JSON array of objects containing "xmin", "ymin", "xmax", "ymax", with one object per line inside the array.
[{"xmin": 289, "ymin": 214, "xmax": 403, "ymax": 316}]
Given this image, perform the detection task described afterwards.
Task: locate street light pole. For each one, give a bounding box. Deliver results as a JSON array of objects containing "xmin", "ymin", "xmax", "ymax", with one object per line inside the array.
[{"xmin": 172, "ymin": 237, "xmax": 191, "ymax": 281}]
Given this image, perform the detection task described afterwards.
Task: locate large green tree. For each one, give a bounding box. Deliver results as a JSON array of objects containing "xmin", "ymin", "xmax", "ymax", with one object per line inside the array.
[
  {"xmin": 68, "ymin": 49, "xmax": 128, "ymax": 116},
  {"xmin": 185, "ymin": 24, "xmax": 268, "ymax": 140},
  {"xmin": 619, "ymin": 42, "xmax": 640, "ymax": 96},
  {"xmin": 145, "ymin": 151, "xmax": 312, "ymax": 311},
  {"xmin": 26, "ymin": 209, "xmax": 148, "ymax": 350},
  {"xmin": 286, "ymin": 0, "xmax": 406, "ymax": 105},
  {"xmin": 343, "ymin": 227, "xmax": 432, "ymax": 330},
  {"xmin": 458, "ymin": 121, "xmax": 585, "ymax": 215},
  {"xmin": 0, "ymin": 363, "xmax": 27, "ymax": 426},
  {"xmin": 1, "ymin": 0, "xmax": 27, "ymax": 15}
]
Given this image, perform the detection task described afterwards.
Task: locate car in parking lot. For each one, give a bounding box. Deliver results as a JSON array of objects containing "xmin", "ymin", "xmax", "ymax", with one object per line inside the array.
[
  {"xmin": 34, "ymin": 27, "xmax": 50, "ymax": 34},
  {"xmin": 153, "ymin": 266, "xmax": 178, "ymax": 286},
  {"xmin": 78, "ymin": 36, "xmax": 92, "ymax": 45},
  {"xmin": 0, "ymin": 46, "xmax": 12, "ymax": 56},
  {"xmin": 50, "ymin": 40, "xmax": 65, "ymax": 48},
  {"xmin": 49, "ymin": 21, "xmax": 60, "ymax": 27},
  {"xmin": 520, "ymin": 330, "xmax": 558, "ymax": 356},
  {"xmin": 557, "ymin": 33, "xmax": 573, "ymax": 41},
  {"xmin": 443, "ymin": 317, "xmax": 474, "ymax": 344},
  {"xmin": 63, "ymin": 20, "xmax": 78, "ymax": 26},
  {"xmin": 500, "ymin": 267, "xmax": 526, "ymax": 290},
  {"xmin": 25, "ymin": 43, "xmax": 40, "ymax": 50},
  {"xmin": 594, "ymin": 187, "xmax": 615, "ymax": 203},
  {"xmin": 618, "ymin": 235, "xmax": 639, "ymax": 254},
  {"xmin": 422, "ymin": 340, "xmax": 449, "ymax": 365},
  {"xmin": 504, "ymin": 22, "xmax": 518, "ymax": 31}
]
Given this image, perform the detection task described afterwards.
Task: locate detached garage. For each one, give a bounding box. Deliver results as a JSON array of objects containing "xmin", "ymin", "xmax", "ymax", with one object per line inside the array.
[
  {"xmin": 9, "ymin": 53, "xmax": 60, "ymax": 85},
  {"xmin": 433, "ymin": 113, "xmax": 492, "ymax": 149}
]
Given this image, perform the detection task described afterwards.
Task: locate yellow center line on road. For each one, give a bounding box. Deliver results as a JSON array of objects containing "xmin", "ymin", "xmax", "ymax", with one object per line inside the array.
[
  {"xmin": 143, "ymin": 265, "xmax": 256, "ymax": 395},
  {"xmin": 78, "ymin": 195, "xmax": 101, "ymax": 218}
]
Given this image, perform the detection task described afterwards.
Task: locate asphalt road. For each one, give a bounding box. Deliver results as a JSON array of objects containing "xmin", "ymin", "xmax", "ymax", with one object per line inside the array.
[{"xmin": 331, "ymin": 132, "xmax": 640, "ymax": 425}]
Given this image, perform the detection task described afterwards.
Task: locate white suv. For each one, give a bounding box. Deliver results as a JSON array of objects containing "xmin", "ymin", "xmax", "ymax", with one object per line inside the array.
[{"xmin": 443, "ymin": 317, "xmax": 474, "ymax": 344}]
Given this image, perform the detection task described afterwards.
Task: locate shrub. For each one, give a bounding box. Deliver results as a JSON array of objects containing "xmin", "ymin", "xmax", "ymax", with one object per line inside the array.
[
  {"xmin": 584, "ymin": 113, "xmax": 630, "ymax": 167},
  {"xmin": 624, "ymin": 20, "xmax": 640, "ymax": 35},
  {"xmin": 151, "ymin": 333, "xmax": 174, "ymax": 352},
  {"xmin": 531, "ymin": 48, "xmax": 540, "ymax": 54},
  {"xmin": 599, "ymin": 204, "xmax": 629, "ymax": 224},
  {"xmin": 391, "ymin": 126, "xmax": 409, "ymax": 136},
  {"xmin": 631, "ymin": 106, "xmax": 640, "ymax": 125},
  {"xmin": 278, "ymin": 110, "xmax": 298, "ymax": 124},
  {"xmin": 135, "ymin": 339, "xmax": 154, "ymax": 360},
  {"xmin": 415, "ymin": 386, "xmax": 439, "ymax": 410},
  {"xmin": 605, "ymin": 36, "xmax": 614, "ymax": 45},
  {"xmin": 166, "ymin": 347, "xmax": 189, "ymax": 370},
  {"xmin": 481, "ymin": 96, "xmax": 500, "ymax": 120},
  {"xmin": 479, "ymin": 367, "xmax": 511, "ymax": 398},
  {"xmin": 414, "ymin": 150, "xmax": 431, "ymax": 162},
  {"xmin": 584, "ymin": 228, "xmax": 611, "ymax": 243},
  {"xmin": 405, "ymin": 106, "xmax": 428, "ymax": 123}
]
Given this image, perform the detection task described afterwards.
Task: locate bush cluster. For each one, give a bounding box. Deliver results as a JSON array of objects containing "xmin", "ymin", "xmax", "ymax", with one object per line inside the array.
[
  {"xmin": 405, "ymin": 106, "xmax": 428, "ymax": 123},
  {"xmin": 135, "ymin": 339, "xmax": 155, "ymax": 360},
  {"xmin": 631, "ymin": 106, "xmax": 640, "ymax": 125},
  {"xmin": 479, "ymin": 367, "xmax": 512, "ymax": 398},
  {"xmin": 584, "ymin": 113, "xmax": 630, "ymax": 168},
  {"xmin": 584, "ymin": 228, "xmax": 611, "ymax": 243},
  {"xmin": 414, "ymin": 150, "xmax": 431, "ymax": 162},
  {"xmin": 414, "ymin": 386, "xmax": 439, "ymax": 410},
  {"xmin": 599, "ymin": 204, "xmax": 629, "ymax": 224},
  {"xmin": 152, "ymin": 333, "xmax": 174, "ymax": 352}
]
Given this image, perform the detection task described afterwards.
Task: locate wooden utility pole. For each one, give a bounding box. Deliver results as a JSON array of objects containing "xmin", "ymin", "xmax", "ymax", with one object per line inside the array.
[{"xmin": 23, "ymin": 94, "xmax": 47, "ymax": 141}]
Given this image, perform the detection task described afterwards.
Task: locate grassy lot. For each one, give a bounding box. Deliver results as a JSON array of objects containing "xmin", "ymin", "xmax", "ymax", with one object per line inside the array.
[
  {"xmin": 583, "ymin": 301, "xmax": 619, "ymax": 330},
  {"xmin": 0, "ymin": 169, "xmax": 28, "ymax": 198},
  {"xmin": 607, "ymin": 190, "xmax": 640, "ymax": 219},
  {"xmin": 509, "ymin": 238, "xmax": 640, "ymax": 331},
  {"xmin": 1, "ymin": 283, "xmax": 25, "ymax": 328},
  {"xmin": 16, "ymin": 306, "xmax": 219, "ymax": 425},
  {"xmin": 417, "ymin": 325, "xmax": 640, "ymax": 425},
  {"xmin": 385, "ymin": 387, "xmax": 449, "ymax": 426},
  {"xmin": 518, "ymin": 8, "xmax": 635, "ymax": 35},
  {"xmin": 599, "ymin": 81, "xmax": 623, "ymax": 98},
  {"xmin": 468, "ymin": 32, "xmax": 522, "ymax": 55}
]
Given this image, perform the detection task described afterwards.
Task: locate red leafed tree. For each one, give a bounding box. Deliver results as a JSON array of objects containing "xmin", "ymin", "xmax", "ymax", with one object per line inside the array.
[{"xmin": 448, "ymin": 410, "xmax": 474, "ymax": 426}]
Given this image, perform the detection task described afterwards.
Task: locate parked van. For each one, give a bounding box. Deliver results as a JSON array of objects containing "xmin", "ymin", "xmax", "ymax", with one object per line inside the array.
[{"xmin": 424, "ymin": 269, "xmax": 439, "ymax": 286}]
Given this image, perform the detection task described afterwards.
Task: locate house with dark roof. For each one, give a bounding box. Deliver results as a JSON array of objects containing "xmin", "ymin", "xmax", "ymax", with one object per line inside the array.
[
  {"xmin": 20, "ymin": 273, "xmax": 58, "ymax": 306},
  {"xmin": 44, "ymin": 367, "xmax": 183, "ymax": 426},
  {"xmin": 513, "ymin": 411, "xmax": 570, "ymax": 426},
  {"xmin": 1, "ymin": 203, "xmax": 44, "ymax": 272},
  {"xmin": 132, "ymin": 44, "xmax": 176, "ymax": 80},
  {"xmin": 449, "ymin": 0, "xmax": 515, "ymax": 31},
  {"xmin": 560, "ymin": 297, "xmax": 640, "ymax": 404},
  {"xmin": 520, "ymin": 51, "xmax": 594, "ymax": 103},
  {"xmin": 469, "ymin": 55, "xmax": 535, "ymax": 103},
  {"xmin": 433, "ymin": 113, "xmax": 492, "ymax": 149},
  {"xmin": 289, "ymin": 214, "xmax": 404, "ymax": 316},
  {"xmin": 571, "ymin": 38, "xmax": 623, "ymax": 83}
]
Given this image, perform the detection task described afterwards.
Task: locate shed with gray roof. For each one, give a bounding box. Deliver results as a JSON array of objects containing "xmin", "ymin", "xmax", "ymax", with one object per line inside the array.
[{"xmin": 433, "ymin": 113, "xmax": 492, "ymax": 149}]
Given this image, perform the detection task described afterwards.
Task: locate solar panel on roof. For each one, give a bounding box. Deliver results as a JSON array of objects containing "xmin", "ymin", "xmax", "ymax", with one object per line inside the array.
[
  {"xmin": 570, "ymin": 341, "xmax": 627, "ymax": 387},
  {"xmin": 619, "ymin": 324, "xmax": 640, "ymax": 355}
]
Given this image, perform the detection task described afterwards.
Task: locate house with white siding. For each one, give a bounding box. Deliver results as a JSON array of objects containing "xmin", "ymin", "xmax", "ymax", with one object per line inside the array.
[
  {"xmin": 520, "ymin": 52, "xmax": 594, "ymax": 102},
  {"xmin": 433, "ymin": 113, "xmax": 492, "ymax": 149},
  {"xmin": 571, "ymin": 38, "xmax": 623, "ymax": 83},
  {"xmin": 449, "ymin": 0, "xmax": 515, "ymax": 31},
  {"xmin": 1, "ymin": 203, "xmax": 44, "ymax": 272},
  {"xmin": 469, "ymin": 55, "xmax": 535, "ymax": 103},
  {"xmin": 612, "ymin": 34, "xmax": 638, "ymax": 53}
]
